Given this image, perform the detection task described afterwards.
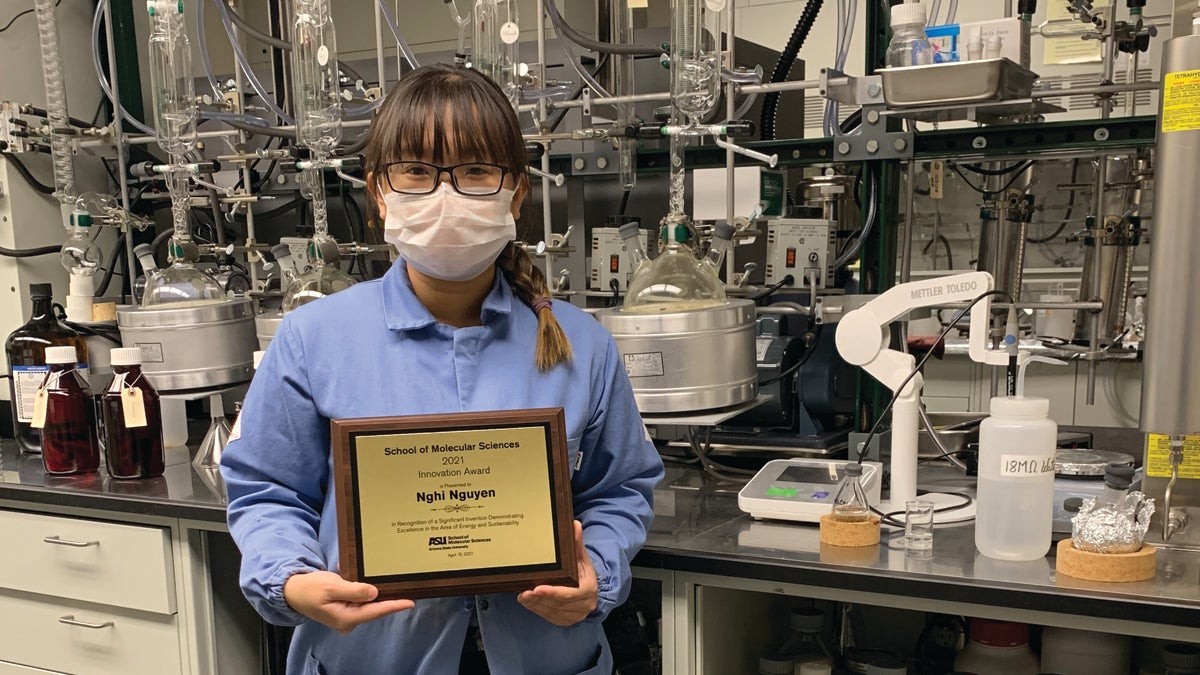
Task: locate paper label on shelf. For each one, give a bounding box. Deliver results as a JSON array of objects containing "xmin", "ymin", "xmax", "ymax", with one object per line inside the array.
[
  {"xmin": 1162, "ymin": 70, "xmax": 1200, "ymax": 133},
  {"xmin": 623, "ymin": 352, "xmax": 664, "ymax": 378},
  {"xmin": 1145, "ymin": 434, "xmax": 1200, "ymax": 479},
  {"xmin": 999, "ymin": 453, "xmax": 1055, "ymax": 477},
  {"xmin": 30, "ymin": 389, "xmax": 48, "ymax": 430},
  {"xmin": 11, "ymin": 365, "xmax": 49, "ymax": 423},
  {"xmin": 929, "ymin": 160, "xmax": 944, "ymax": 199},
  {"xmin": 499, "ymin": 21, "xmax": 520, "ymax": 44},
  {"xmin": 122, "ymin": 388, "xmax": 148, "ymax": 428}
]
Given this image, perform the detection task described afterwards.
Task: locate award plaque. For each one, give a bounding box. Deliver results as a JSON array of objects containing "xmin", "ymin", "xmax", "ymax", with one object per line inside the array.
[{"xmin": 331, "ymin": 408, "xmax": 577, "ymax": 600}]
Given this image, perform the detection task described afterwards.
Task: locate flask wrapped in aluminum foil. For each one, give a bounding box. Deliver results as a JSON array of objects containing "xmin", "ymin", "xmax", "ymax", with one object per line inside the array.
[{"xmin": 1071, "ymin": 490, "xmax": 1156, "ymax": 554}]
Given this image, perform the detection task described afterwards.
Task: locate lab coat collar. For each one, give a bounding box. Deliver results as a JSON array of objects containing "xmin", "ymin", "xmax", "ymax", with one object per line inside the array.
[{"xmin": 382, "ymin": 258, "xmax": 515, "ymax": 332}]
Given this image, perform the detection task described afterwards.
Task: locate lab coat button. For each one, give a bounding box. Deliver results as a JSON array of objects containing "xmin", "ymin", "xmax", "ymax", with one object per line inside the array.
[{"xmin": 479, "ymin": 598, "xmax": 489, "ymax": 610}]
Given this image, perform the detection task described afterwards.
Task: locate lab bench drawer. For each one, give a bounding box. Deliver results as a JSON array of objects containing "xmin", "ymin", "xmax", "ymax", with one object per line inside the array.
[
  {"xmin": 0, "ymin": 592, "xmax": 182, "ymax": 675},
  {"xmin": 0, "ymin": 511, "xmax": 176, "ymax": 614}
]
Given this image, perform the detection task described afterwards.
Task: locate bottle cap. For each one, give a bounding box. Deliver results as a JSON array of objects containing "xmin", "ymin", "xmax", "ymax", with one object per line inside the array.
[
  {"xmin": 798, "ymin": 662, "xmax": 833, "ymax": 675},
  {"xmin": 44, "ymin": 346, "xmax": 79, "ymax": 365},
  {"xmin": 1103, "ymin": 463, "xmax": 1136, "ymax": 490},
  {"xmin": 713, "ymin": 221, "xmax": 736, "ymax": 241},
  {"xmin": 29, "ymin": 283, "xmax": 53, "ymax": 300},
  {"xmin": 1162, "ymin": 643, "xmax": 1200, "ymax": 669},
  {"xmin": 969, "ymin": 618, "xmax": 1029, "ymax": 647},
  {"xmin": 988, "ymin": 396, "xmax": 1050, "ymax": 419},
  {"xmin": 890, "ymin": 2, "xmax": 927, "ymax": 28},
  {"xmin": 758, "ymin": 656, "xmax": 793, "ymax": 675},
  {"xmin": 109, "ymin": 347, "xmax": 144, "ymax": 367},
  {"xmin": 789, "ymin": 607, "xmax": 825, "ymax": 633},
  {"xmin": 844, "ymin": 463, "xmax": 864, "ymax": 477}
]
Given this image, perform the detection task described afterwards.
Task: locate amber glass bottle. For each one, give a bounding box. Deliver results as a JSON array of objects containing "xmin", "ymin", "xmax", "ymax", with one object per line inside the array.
[
  {"xmin": 38, "ymin": 346, "xmax": 100, "ymax": 475},
  {"xmin": 102, "ymin": 348, "xmax": 164, "ymax": 479},
  {"xmin": 5, "ymin": 284, "xmax": 89, "ymax": 454}
]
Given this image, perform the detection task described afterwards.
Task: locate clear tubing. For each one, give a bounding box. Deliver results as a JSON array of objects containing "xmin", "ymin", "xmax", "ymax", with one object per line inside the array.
[
  {"xmin": 93, "ymin": 0, "xmax": 155, "ymax": 136},
  {"xmin": 375, "ymin": 0, "xmax": 420, "ymax": 69},
  {"xmin": 291, "ymin": 0, "xmax": 343, "ymax": 156},
  {"xmin": 36, "ymin": 0, "xmax": 75, "ymax": 205},
  {"xmin": 196, "ymin": 0, "xmax": 224, "ymax": 101},
  {"xmin": 212, "ymin": 0, "xmax": 295, "ymax": 125},
  {"xmin": 560, "ymin": 36, "xmax": 612, "ymax": 98},
  {"xmin": 946, "ymin": 0, "xmax": 958, "ymax": 24},
  {"xmin": 148, "ymin": 1, "xmax": 199, "ymax": 159},
  {"xmin": 446, "ymin": 0, "xmax": 470, "ymax": 58},
  {"xmin": 522, "ymin": 85, "xmax": 571, "ymax": 100},
  {"xmin": 671, "ymin": 0, "xmax": 723, "ymax": 125},
  {"xmin": 930, "ymin": 0, "xmax": 942, "ymax": 25},
  {"xmin": 473, "ymin": 0, "xmax": 521, "ymax": 107}
]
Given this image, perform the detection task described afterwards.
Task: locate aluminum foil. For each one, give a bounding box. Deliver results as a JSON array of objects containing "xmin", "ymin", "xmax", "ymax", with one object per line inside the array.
[{"xmin": 1071, "ymin": 492, "xmax": 1156, "ymax": 554}]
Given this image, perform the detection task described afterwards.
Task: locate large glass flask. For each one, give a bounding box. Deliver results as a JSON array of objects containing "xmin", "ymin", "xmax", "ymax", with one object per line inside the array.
[
  {"xmin": 623, "ymin": 221, "xmax": 727, "ymax": 313},
  {"xmin": 141, "ymin": 260, "xmax": 227, "ymax": 308},
  {"xmin": 281, "ymin": 264, "xmax": 357, "ymax": 313}
]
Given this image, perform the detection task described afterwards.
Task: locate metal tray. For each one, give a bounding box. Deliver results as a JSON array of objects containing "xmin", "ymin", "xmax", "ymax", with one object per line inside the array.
[{"xmin": 880, "ymin": 58, "xmax": 1039, "ymax": 108}]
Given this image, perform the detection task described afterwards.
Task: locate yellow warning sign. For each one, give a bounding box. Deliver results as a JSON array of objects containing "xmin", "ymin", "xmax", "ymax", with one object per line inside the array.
[
  {"xmin": 1145, "ymin": 434, "xmax": 1200, "ymax": 479},
  {"xmin": 1162, "ymin": 70, "xmax": 1200, "ymax": 133}
]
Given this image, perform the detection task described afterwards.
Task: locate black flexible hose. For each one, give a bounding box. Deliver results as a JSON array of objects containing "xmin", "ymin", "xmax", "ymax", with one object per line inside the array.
[
  {"xmin": 95, "ymin": 234, "xmax": 126, "ymax": 297},
  {"xmin": 217, "ymin": 115, "xmax": 297, "ymax": 140},
  {"xmin": 222, "ymin": 1, "xmax": 291, "ymax": 51},
  {"xmin": 0, "ymin": 244, "xmax": 61, "ymax": 258},
  {"xmin": 1, "ymin": 152, "xmax": 55, "ymax": 195},
  {"xmin": 761, "ymin": 0, "xmax": 823, "ymax": 141},
  {"xmin": 542, "ymin": 0, "xmax": 663, "ymax": 56}
]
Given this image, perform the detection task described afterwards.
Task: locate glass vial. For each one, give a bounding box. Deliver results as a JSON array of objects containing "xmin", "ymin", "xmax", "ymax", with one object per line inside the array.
[
  {"xmin": 832, "ymin": 463, "xmax": 872, "ymax": 522},
  {"xmin": 102, "ymin": 348, "xmax": 165, "ymax": 479},
  {"xmin": 37, "ymin": 346, "xmax": 100, "ymax": 475},
  {"xmin": 5, "ymin": 283, "xmax": 88, "ymax": 454}
]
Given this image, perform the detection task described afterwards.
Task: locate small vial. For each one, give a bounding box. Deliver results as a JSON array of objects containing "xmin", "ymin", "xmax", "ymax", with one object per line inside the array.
[
  {"xmin": 102, "ymin": 348, "xmax": 165, "ymax": 479},
  {"xmin": 37, "ymin": 346, "xmax": 100, "ymax": 475},
  {"xmin": 832, "ymin": 463, "xmax": 872, "ymax": 522}
]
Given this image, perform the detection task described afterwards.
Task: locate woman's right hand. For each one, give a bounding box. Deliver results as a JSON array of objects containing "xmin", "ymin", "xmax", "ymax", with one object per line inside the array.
[{"xmin": 283, "ymin": 571, "xmax": 414, "ymax": 634}]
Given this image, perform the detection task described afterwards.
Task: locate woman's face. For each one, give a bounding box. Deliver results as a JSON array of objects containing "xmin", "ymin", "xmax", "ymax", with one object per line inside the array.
[{"xmin": 370, "ymin": 141, "xmax": 528, "ymax": 222}]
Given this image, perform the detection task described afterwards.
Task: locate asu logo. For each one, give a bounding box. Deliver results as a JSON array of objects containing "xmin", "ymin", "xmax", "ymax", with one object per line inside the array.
[{"xmin": 428, "ymin": 536, "xmax": 448, "ymax": 547}]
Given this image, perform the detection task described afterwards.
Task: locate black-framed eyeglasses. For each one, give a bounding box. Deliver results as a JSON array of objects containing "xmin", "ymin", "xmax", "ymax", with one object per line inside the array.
[{"xmin": 382, "ymin": 161, "xmax": 510, "ymax": 196}]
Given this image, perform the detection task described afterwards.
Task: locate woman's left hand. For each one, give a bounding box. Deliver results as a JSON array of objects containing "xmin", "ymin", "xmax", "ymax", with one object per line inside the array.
[{"xmin": 517, "ymin": 520, "xmax": 598, "ymax": 626}]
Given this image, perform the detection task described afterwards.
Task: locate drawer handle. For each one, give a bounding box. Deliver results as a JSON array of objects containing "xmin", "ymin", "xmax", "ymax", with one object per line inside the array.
[
  {"xmin": 58, "ymin": 615, "xmax": 114, "ymax": 630},
  {"xmin": 43, "ymin": 535, "xmax": 100, "ymax": 548}
]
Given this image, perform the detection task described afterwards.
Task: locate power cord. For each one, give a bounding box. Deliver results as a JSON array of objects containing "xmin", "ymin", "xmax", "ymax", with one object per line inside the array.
[
  {"xmin": 854, "ymin": 289, "xmax": 1012, "ymax": 465},
  {"xmin": 951, "ymin": 161, "xmax": 1035, "ymax": 195}
]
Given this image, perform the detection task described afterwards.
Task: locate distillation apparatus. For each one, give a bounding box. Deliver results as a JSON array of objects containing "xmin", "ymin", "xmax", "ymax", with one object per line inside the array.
[
  {"xmin": 34, "ymin": 0, "xmax": 103, "ymax": 322},
  {"xmin": 282, "ymin": 0, "xmax": 356, "ymax": 313},
  {"xmin": 140, "ymin": 0, "xmax": 224, "ymax": 308}
]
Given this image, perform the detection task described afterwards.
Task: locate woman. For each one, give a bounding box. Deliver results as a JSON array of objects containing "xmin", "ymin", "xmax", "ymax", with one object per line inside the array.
[{"xmin": 220, "ymin": 64, "xmax": 663, "ymax": 675}]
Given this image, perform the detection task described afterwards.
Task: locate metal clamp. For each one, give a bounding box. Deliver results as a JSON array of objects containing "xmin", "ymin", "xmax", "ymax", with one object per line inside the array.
[
  {"xmin": 58, "ymin": 615, "xmax": 114, "ymax": 629},
  {"xmin": 43, "ymin": 535, "xmax": 100, "ymax": 548}
]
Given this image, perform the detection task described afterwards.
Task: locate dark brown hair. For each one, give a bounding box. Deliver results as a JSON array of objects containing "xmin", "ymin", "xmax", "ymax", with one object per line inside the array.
[{"xmin": 365, "ymin": 64, "xmax": 572, "ymax": 371}]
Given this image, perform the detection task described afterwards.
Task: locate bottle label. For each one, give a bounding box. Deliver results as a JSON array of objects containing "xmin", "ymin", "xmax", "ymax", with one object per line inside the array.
[
  {"xmin": 122, "ymin": 388, "xmax": 148, "ymax": 428},
  {"xmin": 999, "ymin": 453, "xmax": 1055, "ymax": 477},
  {"xmin": 30, "ymin": 389, "xmax": 48, "ymax": 430},
  {"xmin": 11, "ymin": 365, "xmax": 49, "ymax": 423}
]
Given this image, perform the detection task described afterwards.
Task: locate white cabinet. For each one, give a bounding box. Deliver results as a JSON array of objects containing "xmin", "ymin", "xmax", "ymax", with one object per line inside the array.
[
  {"xmin": 0, "ymin": 593, "xmax": 182, "ymax": 675},
  {"xmin": 0, "ymin": 510, "xmax": 187, "ymax": 675},
  {"xmin": 0, "ymin": 511, "xmax": 176, "ymax": 614}
]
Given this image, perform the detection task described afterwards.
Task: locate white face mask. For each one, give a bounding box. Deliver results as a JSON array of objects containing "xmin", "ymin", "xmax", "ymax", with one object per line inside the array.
[{"xmin": 383, "ymin": 184, "xmax": 517, "ymax": 281}]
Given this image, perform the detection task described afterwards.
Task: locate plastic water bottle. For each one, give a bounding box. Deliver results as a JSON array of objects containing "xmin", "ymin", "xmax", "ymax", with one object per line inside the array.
[
  {"xmin": 886, "ymin": 2, "xmax": 933, "ymax": 67},
  {"xmin": 975, "ymin": 396, "xmax": 1056, "ymax": 560}
]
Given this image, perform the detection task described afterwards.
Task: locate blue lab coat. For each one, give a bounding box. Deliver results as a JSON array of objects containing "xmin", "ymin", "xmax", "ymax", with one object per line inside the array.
[{"xmin": 220, "ymin": 260, "xmax": 663, "ymax": 674}]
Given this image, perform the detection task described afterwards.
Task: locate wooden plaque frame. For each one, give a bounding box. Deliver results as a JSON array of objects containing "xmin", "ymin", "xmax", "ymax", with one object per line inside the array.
[{"xmin": 331, "ymin": 408, "xmax": 577, "ymax": 600}]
